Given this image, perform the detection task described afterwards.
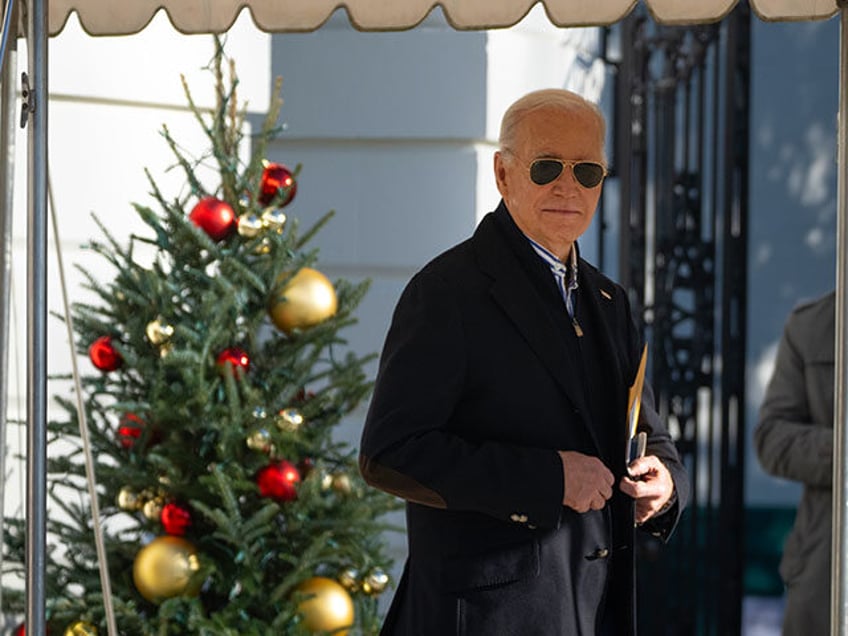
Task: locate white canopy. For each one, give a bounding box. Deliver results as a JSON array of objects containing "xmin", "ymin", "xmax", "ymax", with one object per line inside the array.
[{"xmin": 47, "ymin": 0, "xmax": 839, "ymax": 36}]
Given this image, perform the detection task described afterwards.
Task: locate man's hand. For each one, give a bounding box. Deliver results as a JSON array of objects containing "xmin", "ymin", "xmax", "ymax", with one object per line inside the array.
[
  {"xmin": 558, "ymin": 450, "xmax": 614, "ymax": 513},
  {"xmin": 619, "ymin": 455, "xmax": 674, "ymax": 524}
]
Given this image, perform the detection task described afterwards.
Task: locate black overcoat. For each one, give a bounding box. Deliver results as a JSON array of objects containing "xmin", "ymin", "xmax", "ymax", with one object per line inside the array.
[{"xmin": 360, "ymin": 202, "xmax": 688, "ymax": 636}]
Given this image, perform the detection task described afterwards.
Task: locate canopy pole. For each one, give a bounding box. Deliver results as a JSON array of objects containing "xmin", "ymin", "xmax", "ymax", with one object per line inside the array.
[
  {"xmin": 833, "ymin": 3, "xmax": 848, "ymax": 636},
  {"xmin": 25, "ymin": 0, "xmax": 47, "ymax": 632},
  {"xmin": 0, "ymin": 0, "xmax": 17, "ymax": 622}
]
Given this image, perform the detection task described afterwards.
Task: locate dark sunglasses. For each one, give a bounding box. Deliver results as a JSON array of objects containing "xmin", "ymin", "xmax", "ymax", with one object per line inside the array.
[{"xmin": 529, "ymin": 159, "xmax": 607, "ymax": 188}]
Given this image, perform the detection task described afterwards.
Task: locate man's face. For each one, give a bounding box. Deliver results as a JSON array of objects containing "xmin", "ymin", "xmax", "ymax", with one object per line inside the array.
[{"xmin": 494, "ymin": 106, "xmax": 605, "ymax": 260}]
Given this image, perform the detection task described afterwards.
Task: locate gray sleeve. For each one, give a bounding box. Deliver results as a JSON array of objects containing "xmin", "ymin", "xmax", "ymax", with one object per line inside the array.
[{"xmin": 754, "ymin": 318, "xmax": 833, "ymax": 488}]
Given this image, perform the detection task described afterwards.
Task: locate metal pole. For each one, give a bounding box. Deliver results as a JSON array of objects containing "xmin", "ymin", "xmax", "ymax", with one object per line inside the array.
[
  {"xmin": 833, "ymin": 4, "xmax": 848, "ymax": 635},
  {"xmin": 0, "ymin": 0, "xmax": 17, "ymax": 620},
  {"xmin": 26, "ymin": 0, "xmax": 47, "ymax": 632}
]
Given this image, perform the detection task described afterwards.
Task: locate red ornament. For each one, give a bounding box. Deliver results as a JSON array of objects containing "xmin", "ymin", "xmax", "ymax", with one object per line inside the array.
[
  {"xmin": 117, "ymin": 413, "xmax": 145, "ymax": 449},
  {"xmin": 161, "ymin": 502, "xmax": 192, "ymax": 536},
  {"xmin": 89, "ymin": 335, "xmax": 123, "ymax": 371},
  {"xmin": 259, "ymin": 163, "xmax": 297, "ymax": 207},
  {"xmin": 256, "ymin": 460, "xmax": 301, "ymax": 501},
  {"xmin": 13, "ymin": 624, "xmax": 24, "ymax": 636},
  {"xmin": 189, "ymin": 196, "xmax": 237, "ymax": 241},
  {"xmin": 216, "ymin": 347, "xmax": 250, "ymax": 377}
]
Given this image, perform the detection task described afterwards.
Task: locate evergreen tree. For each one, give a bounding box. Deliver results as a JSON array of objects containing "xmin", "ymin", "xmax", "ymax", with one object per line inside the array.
[{"xmin": 2, "ymin": 38, "xmax": 399, "ymax": 635}]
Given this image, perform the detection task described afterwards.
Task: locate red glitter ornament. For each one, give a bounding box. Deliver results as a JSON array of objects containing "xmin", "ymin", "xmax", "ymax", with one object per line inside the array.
[
  {"xmin": 161, "ymin": 502, "xmax": 192, "ymax": 536},
  {"xmin": 256, "ymin": 459, "xmax": 301, "ymax": 501},
  {"xmin": 189, "ymin": 196, "xmax": 237, "ymax": 241},
  {"xmin": 89, "ymin": 335, "xmax": 123, "ymax": 371},
  {"xmin": 216, "ymin": 347, "xmax": 250, "ymax": 377},
  {"xmin": 117, "ymin": 413, "xmax": 145, "ymax": 449},
  {"xmin": 258, "ymin": 163, "xmax": 297, "ymax": 207}
]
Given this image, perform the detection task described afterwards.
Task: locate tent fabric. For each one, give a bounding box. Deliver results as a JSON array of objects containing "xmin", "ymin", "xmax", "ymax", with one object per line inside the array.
[{"xmin": 48, "ymin": 0, "xmax": 839, "ymax": 37}]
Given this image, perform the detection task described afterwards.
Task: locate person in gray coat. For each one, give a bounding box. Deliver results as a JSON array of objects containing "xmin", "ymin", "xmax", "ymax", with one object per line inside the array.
[{"xmin": 754, "ymin": 289, "xmax": 835, "ymax": 636}]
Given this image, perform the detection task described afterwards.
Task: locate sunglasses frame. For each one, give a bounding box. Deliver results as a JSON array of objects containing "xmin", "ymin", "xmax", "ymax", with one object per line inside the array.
[{"xmin": 528, "ymin": 158, "xmax": 607, "ymax": 188}]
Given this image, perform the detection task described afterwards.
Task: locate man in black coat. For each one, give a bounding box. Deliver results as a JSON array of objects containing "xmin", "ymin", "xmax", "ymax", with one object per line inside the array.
[{"xmin": 360, "ymin": 88, "xmax": 689, "ymax": 635}]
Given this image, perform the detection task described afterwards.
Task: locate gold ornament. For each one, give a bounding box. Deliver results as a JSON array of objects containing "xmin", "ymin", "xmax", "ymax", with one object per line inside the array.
[
  {"xmin": 338, "ymin": 567, "xmax": 360, "ymax": 592},
  {"xmin": 362, "ymin": 568, "xmax": 389, "ymax": 595},
  {"xmin": 275, "ymin": 408, "xmax": 304, "ymax": 432},
  {"xmin": 268, "ymin": 268, "xmax": 337, "ymax": 335},
  {"xmin": 254, "ymin": 237, "xmax": 272, "ymax": 255},
  {"xmin": 133, "ymin": 536, "xmax": 201, "ymax": 603},
  {"xmin": 64, "ymin": 622, "xmax": 97, "ymax": 636},
  {"xmin": 237, "ymin": 212, "xmax": 264, "ymax": 238},
  {"xmin": 320, "ymin": 470, "xmax": 334, "ymax": 491},
  {"xmin": 331, "ymin": 472, "xmax": 353, "ymax": 495},
  {"xmin": 261, "ymin": 208, "xmax": 287, "ymax": 233},
  {"xmin": 117, "ymin": 486, "xmax": 141, "ymax": 512},
  {"xmin": 145, "ymin": 319, "xmax": 174, "ymax": 346},
  {"xmin": 246, "ymin": 428, "xmax": 273, "ymax": 452},
  {"xmin": 158, "ymin": 342, "xmax": 174, "ymax": 358},
  {"xmin": 294, "ymin": 576, "xmax": 354, "ymax": 635},
  {"xmin": 142, "ymin": 498, "xmax": 164, "ymax": 521}
]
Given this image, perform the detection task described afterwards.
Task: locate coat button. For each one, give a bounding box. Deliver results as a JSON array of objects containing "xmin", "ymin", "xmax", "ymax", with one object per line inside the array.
[{"xmin": 585, "ymin": 547, "xmax": 609, "ymax": 560}]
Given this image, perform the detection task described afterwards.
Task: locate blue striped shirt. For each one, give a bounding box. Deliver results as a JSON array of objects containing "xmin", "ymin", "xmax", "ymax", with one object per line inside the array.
[{"xmin": 526, "ymin": 238, "xmax": 579, "ymax": 319}]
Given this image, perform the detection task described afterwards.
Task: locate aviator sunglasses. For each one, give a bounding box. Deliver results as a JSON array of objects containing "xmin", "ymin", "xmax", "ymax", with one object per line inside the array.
[{"xmin": 528, "ymin": 159, "xmax": 607, "ymax": 188}]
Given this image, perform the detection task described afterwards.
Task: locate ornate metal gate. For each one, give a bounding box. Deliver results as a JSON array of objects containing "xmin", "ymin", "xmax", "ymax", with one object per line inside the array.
[{"xmin": 601, "ymin": 3, "xmax": 750, "ymax": 634}]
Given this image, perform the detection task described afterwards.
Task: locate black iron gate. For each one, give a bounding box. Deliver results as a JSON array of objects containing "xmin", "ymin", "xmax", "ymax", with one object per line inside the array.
[{"xmin": 601, "ymin": 3, "xmax": 750, "ymax": 634}]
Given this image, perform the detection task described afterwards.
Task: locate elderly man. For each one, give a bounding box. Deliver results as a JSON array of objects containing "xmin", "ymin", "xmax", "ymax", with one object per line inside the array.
[{"xmin": 360, "ymin": 88, "xmax": 689, "ymax": 635}]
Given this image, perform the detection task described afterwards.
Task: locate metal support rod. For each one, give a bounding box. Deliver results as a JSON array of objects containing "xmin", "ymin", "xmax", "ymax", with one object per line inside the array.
[
  {"xmin": 833, "ymin": 4, "xmax": 848, "ymax": 635},
  {"xmin": 0, "ymin": 1, "xmax": 17, "ymax": 620},
  {"xmin": 26, "ymin": 0, "xmax": 47, "ymax": 632}
]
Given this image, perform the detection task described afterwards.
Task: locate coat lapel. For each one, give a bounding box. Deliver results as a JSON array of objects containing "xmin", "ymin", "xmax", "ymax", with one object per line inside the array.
[
  {"xmin": 577, "ymin": 265, "xmax": 630, "ymax": 462},
  {"xmin": 474, "ymin": 205, "xmax": 592, "ymax": 420}
]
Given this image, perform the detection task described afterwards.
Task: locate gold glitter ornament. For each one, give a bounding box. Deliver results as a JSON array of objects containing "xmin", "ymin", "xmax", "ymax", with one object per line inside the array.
[
  {"xmin": 143, "ymin": 498, "xmax": 164, "ymax": 521},
  {"xmin": 254, "ymin": 237, "xmax": 272, "ymax": 255},
  {"xmin": 331, "ymin": 472, "xmax": 353, "ymax": 495},
  {"xmin": 362, "ymin": 568, "xmax": 389, "ymax": 595},
  {"xmin": 338, "ymin": 567, "xmax": 360, "ymax": 592},
  {"xmin": 117, "ymin": 486, "xmax": 141, "ymax": 512},
  {"xmin": 64, "ymin": 621, "xmax": 98, "ymax": 636},
  {"xmin": 261, "ymin": 208, "xmax": 287, "ymax": 233},
  {"xmin": 237, "ymin": 212, "xmax": 264, "ymax": 238},
  {"xmin": 246, "ymin": 428, "xmax": 273, "ymax": 452},
  {"xmin": 275, "ymin": 408, "xmax": 304, "ymax": 432},
  {"xmin": 145, "ymin": 319, "xmax": 174, "ymax": 346}
]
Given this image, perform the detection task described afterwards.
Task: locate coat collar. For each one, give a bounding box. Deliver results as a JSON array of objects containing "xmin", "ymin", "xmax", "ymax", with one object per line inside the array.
[
  {"xmin": 473, "ymin": 202, "xmax": 594, "ymax": 417},
  {"xmin": 472, "ymin": 202, "xmax": 629, "ymax": 454}
]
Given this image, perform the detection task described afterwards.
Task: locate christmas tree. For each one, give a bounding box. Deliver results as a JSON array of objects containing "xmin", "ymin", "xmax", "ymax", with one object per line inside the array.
[{"xmin": 2, "ymin": 38, "xmax": 399, "ymax": 635}]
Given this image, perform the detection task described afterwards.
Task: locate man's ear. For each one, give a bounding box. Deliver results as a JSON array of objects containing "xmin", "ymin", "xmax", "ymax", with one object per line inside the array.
[{"xmin": 494, "ymin": 151, "xmax": 508, "ymax": 199}]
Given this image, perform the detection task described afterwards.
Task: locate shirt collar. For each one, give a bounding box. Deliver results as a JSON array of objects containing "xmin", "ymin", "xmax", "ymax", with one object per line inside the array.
[{"xmin": 525, "ymin": 236, "xmax": 578, "ymax": 284}]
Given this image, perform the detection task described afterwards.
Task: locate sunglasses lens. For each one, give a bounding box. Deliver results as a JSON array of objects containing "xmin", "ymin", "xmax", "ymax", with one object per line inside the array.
[
  {"xmin": 530, "ymin": 160, "xmax": 564, "ymax": 185},
  {"xmin": 573, "ymin": 162, "xmax": 605, "ymax": 188}
]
